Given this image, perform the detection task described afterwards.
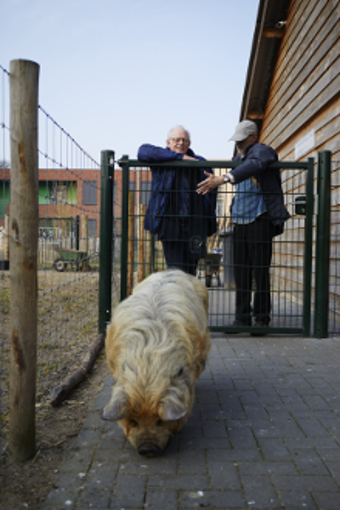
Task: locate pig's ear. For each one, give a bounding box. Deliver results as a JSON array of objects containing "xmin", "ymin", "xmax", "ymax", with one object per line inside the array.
[
  {"xmin": 101, "ymin": 388, "xmax": 128, "ymax": 421},
  {"xmin": 160, "ymin": 397, "xmax": 188, "ymax": 421}
]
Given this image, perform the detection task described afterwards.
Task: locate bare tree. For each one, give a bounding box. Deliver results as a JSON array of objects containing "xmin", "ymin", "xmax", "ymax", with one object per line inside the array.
[{"xmin": 0, "ymin": 160, "xmax": 10, "ymax": 169}]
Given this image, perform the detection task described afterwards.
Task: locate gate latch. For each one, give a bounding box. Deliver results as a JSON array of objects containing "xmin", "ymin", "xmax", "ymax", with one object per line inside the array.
[{"xmin": 295, "ymin": 195, "xmax": 307, "ymax": 215}]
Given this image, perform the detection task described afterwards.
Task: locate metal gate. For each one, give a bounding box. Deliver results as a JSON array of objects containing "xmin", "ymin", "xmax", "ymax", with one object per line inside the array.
[{"xmin": 117, "ymin": 156, "xmax": 317, "ymax": 336}]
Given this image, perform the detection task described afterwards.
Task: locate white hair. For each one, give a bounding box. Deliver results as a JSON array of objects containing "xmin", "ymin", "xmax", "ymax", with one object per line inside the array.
[{"xmin": 167, "ymin": 125, "xmax": 191, "ymax": 141}]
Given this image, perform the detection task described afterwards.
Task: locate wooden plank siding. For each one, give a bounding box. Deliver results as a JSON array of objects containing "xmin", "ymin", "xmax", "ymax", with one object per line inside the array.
[{"xmin": 252, "ymin": 0, "xmax": 340, "ymax": 332}]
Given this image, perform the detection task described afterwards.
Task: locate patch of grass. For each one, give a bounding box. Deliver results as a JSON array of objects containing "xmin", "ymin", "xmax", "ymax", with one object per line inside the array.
[
  {"xmin": 37, "ymin": 362, "xmax": 56, "ymax": 377},
  {"xmin": 80, "ymin": 320, "xmax": 97, "ymax": 336}
]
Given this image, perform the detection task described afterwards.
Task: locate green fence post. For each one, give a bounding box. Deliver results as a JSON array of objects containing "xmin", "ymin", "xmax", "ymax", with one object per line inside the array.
[
  {"xmin": 98, "ymin": 150, "xmax": 115, "ymax": 335},
  {"xmin": 119, "ymin": 155, "xmax": 129, "ymax": 301},
  {"xmin": 302, "ymin": 157, "xmax": 314, "ymax": 336},
  {"xmin": 314, "ymin": 150, "xmax": 331, "ymax": 338}
]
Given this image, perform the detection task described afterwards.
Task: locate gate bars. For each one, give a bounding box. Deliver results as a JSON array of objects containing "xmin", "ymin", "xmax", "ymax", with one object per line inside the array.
[{"xmin": 114, "ymin": 153, "xmax": 333, "ymax": 337}]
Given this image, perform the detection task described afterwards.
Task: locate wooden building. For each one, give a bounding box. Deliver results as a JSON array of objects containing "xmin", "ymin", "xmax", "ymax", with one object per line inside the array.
[{"xmin": 241, "ymin": 0, "xmax": 340, "ymax": 329}]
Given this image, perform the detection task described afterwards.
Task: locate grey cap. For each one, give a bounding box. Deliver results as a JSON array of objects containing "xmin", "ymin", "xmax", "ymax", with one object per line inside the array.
[{"xmin": 229, "ymin": 120, "xmax": 258, "ymax": 142}]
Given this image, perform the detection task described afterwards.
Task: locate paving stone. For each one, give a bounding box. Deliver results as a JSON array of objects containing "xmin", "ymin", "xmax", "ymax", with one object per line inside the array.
[
  {"xmin": 72, "ymin": 427, "xmax": 102, "ymax": 448},
  {"xmin": 252, "ymin": 418, "xmax": 305, "ymax": 440},
  {"xmin": 290, "ymin": 448, "xmax": 330, "ymax": 475},
  {"xmin": 77, "ymin": 487, "xmax": 110, "ymax": 508},
  {"xmin": 312, "ymin": 491, "xmax": 340, "ymax": 510},
  {"xmin": 196, "ymin": 388, "xmax": 219, "ymax": 404},
  {"xmin": 257, "ymin": 438, "xmax": 292, "ymax": 461},
  {"xmin": 85, "ymin": 462, "xmax": 118, "ymax": 490},
  {"xmin": 238, "ymin": 460, "xmax": 298, "ymax": 476},
  {"xmin": 199, "ymin": 403, "xmax": 224, "ymax": 419},
  {"xmin": 228, "ymin": 425, "xmax": 258, "ymax": 449},
  {"xmin": 208, "ymin": 461, "xmax": 241, "ymax": 490},
  {"xmin": 148, "ymin": 474, "xmax": 209, "ymax": 490},
  {"xmin": 279, "ymin": 491, "xmax": 318, "ymax": 509},
  {"xmin": 285, "ymin": 436, "xmax": 339, "ymax": 450},
  {"xmin": 201, "ymin": 418, "xmax": 228, "ymax": 438},
  {"xmin": 241, "ymin": 475, "xmax": 281, "ymax": 508},
  {"xmin": 180, "ymin": 489, "xmax": 246, "ymax": 508},
  {"xmin": 207, "ymin": 447, "xmax": 262, "ymax": 463},
  {"xmin": 272, "ymin": 474, "xmax": 339, "ymax": 492},
  {"xmin": 178, "ymin": 447, "xmax": 207, "ymax": 474},
  {"xmin": 294, "ymin": 417, "xmax": 330, "ymax": 437},
  {"xmin": 57, "ymin": 447, "xmax": 94, "ymax": 474},
  {"xmin": 145, "ymin": 489, "xmax": 177, "ymax": 510},
  {"xmin": 179, "ymin": 437, "xmax": 230, "ymax": 450},
  {"xmin": 109, "ymin": 474, "xmax": 146, "ymax": 509},
  {"xmin": 324, "ymin": 461, "xmax": 340, "ymax": 484}
]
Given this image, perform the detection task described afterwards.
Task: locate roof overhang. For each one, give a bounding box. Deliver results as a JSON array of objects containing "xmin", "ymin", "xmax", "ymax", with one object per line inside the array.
[{"xmin": 240, "ymin": 0, "xmax": 291, "ymax": 132}]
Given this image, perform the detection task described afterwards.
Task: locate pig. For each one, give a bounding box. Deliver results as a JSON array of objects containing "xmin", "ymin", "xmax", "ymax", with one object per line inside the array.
[{"xmin": 101, "ymin": 269, "xmax": 211, "ymax": 456}]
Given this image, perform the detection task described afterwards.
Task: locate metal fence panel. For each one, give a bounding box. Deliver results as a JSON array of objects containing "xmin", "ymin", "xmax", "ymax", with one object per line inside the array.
[{"xmin": 117, "ymin": 158, "xmax": 315, "ymax": 336}]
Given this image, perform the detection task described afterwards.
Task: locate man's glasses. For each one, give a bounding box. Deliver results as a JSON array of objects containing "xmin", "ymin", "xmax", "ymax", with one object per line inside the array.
[{"xmin": 170, "ymin": 137, "xmax": 190, "ymax": 144}]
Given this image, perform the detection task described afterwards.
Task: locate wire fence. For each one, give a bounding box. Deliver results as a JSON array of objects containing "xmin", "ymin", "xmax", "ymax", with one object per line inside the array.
[{"xmin": 0, "ymin": 63, "xmax": 122, "ymax": 456}]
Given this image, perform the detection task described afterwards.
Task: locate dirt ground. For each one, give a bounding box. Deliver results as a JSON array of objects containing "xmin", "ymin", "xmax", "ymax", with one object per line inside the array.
[{"xmin": 0, "ymin": 350, "xmax": 109, "ymax": 510}]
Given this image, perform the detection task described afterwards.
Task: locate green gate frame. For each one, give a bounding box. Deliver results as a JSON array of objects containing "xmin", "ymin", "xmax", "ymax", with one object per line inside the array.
[{"xmin": 117, "ymin": 156, "xmax": 317, "ymax": 336}]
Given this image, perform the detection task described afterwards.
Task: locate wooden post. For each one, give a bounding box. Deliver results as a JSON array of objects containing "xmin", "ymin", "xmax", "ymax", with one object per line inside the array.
[
  {"xmin": 9, "ymin": 59, "xmax": 39, "ymax": 461},
  {"xmin": 127, "ymin": 191, "xmax": 134, "ymax": 295}
]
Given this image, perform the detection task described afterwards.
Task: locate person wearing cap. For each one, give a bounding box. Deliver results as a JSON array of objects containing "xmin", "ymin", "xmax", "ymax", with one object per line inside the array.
[
  {"xmin": 138, "ymin": 125, "xmax": 217, "ymax": 276},
  {"xmin": 197, "ymin": 120, "xmax": 290, "ymax": 330}
]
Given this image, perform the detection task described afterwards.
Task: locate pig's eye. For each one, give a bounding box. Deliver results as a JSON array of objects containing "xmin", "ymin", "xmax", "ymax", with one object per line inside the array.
[
  {"xmin": 130, "ymin": 419, "xmax": 138, "ymax": 428},
  {"xmin": 157, "ymin": 419, "xmax": 163, "ymax": 426}
]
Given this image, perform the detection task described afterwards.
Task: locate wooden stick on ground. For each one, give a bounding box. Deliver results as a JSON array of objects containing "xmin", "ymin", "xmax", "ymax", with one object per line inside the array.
[{"xmin": 50, "ymin": 333, "xmax": 105, "ymax": 407}]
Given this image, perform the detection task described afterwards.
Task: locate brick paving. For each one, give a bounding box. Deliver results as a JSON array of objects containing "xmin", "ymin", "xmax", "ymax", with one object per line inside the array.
[{"xmin": 42, "ymin": 333, "xmax": 340, "ymax": 510}]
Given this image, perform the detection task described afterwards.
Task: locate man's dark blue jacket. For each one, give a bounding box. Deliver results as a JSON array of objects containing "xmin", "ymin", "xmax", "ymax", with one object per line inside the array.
[
  {"xmin": 138, "ymin": 144, "xmax": 217, "ymax": 237},
  {"xmin": 230, "ymin": 141, "xmax": 290, "ymax": 234}
]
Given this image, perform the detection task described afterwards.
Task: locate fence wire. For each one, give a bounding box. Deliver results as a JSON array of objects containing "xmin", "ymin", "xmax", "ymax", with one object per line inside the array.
[{"xmin": 0, "ymin": 64, "xmax": 103, "ymax": 455}]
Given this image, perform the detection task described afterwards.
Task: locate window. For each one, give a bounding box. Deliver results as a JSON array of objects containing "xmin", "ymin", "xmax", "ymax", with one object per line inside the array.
[{"xmin": 83, "ymin": 181, "xmax": 97, "ymax": 205}]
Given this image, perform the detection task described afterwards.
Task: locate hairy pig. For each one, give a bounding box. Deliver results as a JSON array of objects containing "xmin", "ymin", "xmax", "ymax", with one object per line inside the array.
[{"xmin": 102, "ymin": 269, "xmax": 211, "ymax": 456}]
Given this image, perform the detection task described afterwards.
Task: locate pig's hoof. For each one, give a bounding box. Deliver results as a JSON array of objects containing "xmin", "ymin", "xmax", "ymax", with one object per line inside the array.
[{"xmin": 138, "ymin": 442, "xmax": 161, "ymax": 457}]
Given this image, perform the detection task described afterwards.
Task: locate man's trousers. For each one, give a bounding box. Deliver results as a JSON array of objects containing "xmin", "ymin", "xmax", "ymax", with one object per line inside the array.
[{"xmin": 233, "ymin": 214, "xmax": 275, "ymax": 325}]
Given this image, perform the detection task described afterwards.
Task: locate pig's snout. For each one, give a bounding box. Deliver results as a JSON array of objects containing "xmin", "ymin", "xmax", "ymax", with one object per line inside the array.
[{"xmin": 138, "ymin": 442, "xmax": 161, "ymax": 457}]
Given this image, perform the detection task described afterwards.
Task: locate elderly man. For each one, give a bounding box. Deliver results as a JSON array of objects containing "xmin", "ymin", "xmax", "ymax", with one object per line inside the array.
[
  {"xmin": 197, "ymin": 120, "xmax": 290, "ymax": 330},
  {"xmin": 138, "ymin": 126, "xmax": 217, "ymax": 276}
]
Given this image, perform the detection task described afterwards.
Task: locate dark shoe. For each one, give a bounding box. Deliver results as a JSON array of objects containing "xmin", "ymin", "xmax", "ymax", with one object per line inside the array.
[
  {"xmin": 251, "ymin": 320, "xmax": 269, "ymax": 336},
  {"xmin": 227, "ymin": 319, "xmax": 252, "ymax": 334},
  {"xmin": 232, "ymin": 319, "xmax": 252, "ymax": 327}
]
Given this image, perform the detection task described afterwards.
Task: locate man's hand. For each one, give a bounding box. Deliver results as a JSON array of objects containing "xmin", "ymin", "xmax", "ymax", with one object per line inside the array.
[
  {"xmin": 197, "ymin": 171, "xmax": 225, "ymax": 195},
  {"xmin": 182, "ymin": 154, "xmax": 199, "ymax": 161}
]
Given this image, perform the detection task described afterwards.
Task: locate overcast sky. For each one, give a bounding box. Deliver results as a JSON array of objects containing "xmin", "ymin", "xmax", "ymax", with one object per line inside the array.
[{"xmin": 2, "ymin": 0, "xmax": 259, "ymax": 165}]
